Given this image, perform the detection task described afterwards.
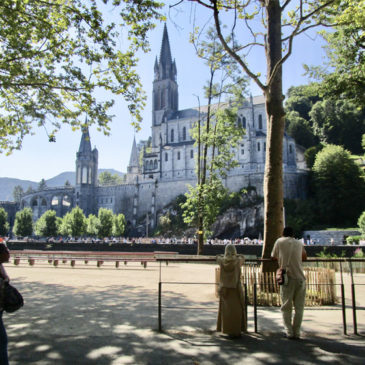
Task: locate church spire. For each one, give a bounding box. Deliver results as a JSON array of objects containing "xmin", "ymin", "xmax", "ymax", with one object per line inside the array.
[
  {"xmin": 78, "ymin": 127, "xmax": 92, "ymax": 155},
  {"xmin": 127, "ymin": 136, "xmax": 139, "ymax": 173},
  {"xmin": 155, "ymin": 24, "xmax": 176, "ymax": 81},
  {"xmin": 159, "ymin": 23, "xmax": 172, "ymax": 67},
  {"xmin": 152, "ymin": 24, "xmax": 178, "ymax": 127}
]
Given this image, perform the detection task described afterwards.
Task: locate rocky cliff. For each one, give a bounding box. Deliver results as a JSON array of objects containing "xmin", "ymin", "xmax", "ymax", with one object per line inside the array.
[{"xmin": 211, "ymin": 204, "xmax": 264, "ymax": 238}]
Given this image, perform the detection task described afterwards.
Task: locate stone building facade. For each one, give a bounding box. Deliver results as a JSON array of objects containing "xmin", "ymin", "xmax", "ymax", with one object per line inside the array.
[{"xmin": 19, "ymin": 25, "xmax": 307, "ymax": 233}]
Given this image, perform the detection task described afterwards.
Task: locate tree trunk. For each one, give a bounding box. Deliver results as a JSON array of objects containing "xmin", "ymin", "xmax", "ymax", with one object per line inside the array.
[{"xmin": 261, "ymin": 1, "xmax": 285, "ymax": 272}]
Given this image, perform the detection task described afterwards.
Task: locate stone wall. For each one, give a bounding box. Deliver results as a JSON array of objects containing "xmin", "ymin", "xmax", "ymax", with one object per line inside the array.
[{"xmin": 6, "ymin": 240, "xmax": 363, "ymax": 257}]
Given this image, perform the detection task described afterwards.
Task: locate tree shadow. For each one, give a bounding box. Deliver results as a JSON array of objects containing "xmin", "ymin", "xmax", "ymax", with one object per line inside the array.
[{"xmin": 4, "ymin": 278, "xmax": 364, "ymax": 364}]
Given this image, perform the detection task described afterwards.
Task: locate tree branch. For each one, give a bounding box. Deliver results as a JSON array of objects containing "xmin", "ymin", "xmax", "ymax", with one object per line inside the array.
[
  {"xmin": 211, "ymin": 0, "xmax": 266, "ymax": 92},
  {"xmin": 187, "ymin": 0, "xmax": 214, "ymax": 10},
  {"xmin": 0, "ymin": 82, "xmax": 84, "ymax": 92},
  {"xmin": 267, "ymin": 0, "xmax": 337, "ymax": 88},
  {"xmin": 281, "ymin": 0, "xmax": 292, "ymax": 11}
]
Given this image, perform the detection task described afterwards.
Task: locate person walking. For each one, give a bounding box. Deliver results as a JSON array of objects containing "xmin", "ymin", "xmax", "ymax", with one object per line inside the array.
[
  {"xmin": 271, "ymin": 227, "xmax": 307, "ymax": 339},
  {"xmin": 0, "ymin": 242, "xmax": 10, "ymax": 364},
  {"xmin": 216, "ymin": 244, "xmax": 247, "ymax": 338}
]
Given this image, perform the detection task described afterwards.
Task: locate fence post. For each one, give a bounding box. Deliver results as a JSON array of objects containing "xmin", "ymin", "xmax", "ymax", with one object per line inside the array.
[
  {"xmin": 244, "ymin": 283, "xmax": 248, "ymax": 330},
  {"xmin": 341, "ymin": 283, "xmax": 347, "ymax": 335},
  {"xmin": 339, "ymin": 261, "xmax": 347, "ymax": 335},
  {"xmin": 253, "ymin": 283, "xmax": 257, "ymax": 333},
  {"xmin": 158, "ymin": 281, "xmax": 162, "ymax": 332},
  {"xmin": 349, "ymin": 260, "xmax": 358, "ymax": 335}
]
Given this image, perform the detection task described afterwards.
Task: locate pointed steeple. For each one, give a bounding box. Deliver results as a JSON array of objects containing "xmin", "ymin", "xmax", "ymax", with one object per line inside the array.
[
  {"xmin": 78, "ymin": 127, "xmax": 92, "ymax": 155},
  {"xmin": 152, "ymin": 24, "xmax": 178, "ymax": 127},
  {"xmin": 155, "ymin": 24, "xmax": 176, "ymax": 81},
  {"xmin": 159, "ymin": 24, "xmax": 172, "ymax": 66},
  {"xmin": 127, "ymin": 136, "xmax": 139, "ymax": 173},
  {"xmin": 75, "ymin": 125, "xmax": 98, "ymax": 215}
]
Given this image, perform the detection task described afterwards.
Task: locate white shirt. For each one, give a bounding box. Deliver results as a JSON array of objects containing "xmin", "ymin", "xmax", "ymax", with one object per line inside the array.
[{"xmin": 272, "ymin": 237, "xmax": 306, "ymax": 281}]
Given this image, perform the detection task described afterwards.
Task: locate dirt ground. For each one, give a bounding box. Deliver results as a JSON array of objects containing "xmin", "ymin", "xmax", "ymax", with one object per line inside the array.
[{"xmin": 2, "ymin": 260, "xmax": 365, "ymax": 364}]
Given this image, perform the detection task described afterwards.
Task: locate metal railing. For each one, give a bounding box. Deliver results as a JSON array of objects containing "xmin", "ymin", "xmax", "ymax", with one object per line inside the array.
[{"xmin": 156, "ymin": 258, "xmax": 365, "ymax": 335}]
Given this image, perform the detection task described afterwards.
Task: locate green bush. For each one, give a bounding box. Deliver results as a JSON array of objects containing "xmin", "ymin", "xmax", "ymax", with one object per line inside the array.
[
  {"xmin": 316, "ymin": 247, "xmax": 346, "ymax": 258},
  {"xmin": 0, "ymin": 208, "xmax": 10, "ymax": 236},
  {"xmin": 346, "ymin": 235, "xmax": 362, "ymax": 245},
  {"xmin": 13, "ymin": 207, "xmax": 33, "ymax": 237},
  {"xmin": 358, "ymin": 211, "xmax": 365, "ymax": 235},
  {"xmin": 353, "ymin": 248, "xmax": 364, "ymax": 258}
]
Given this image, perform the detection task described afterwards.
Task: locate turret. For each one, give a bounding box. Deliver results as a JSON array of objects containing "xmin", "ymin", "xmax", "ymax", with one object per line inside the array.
[
  {"xmin": 126, "ymin": 136, "xmax": 140, "ymax": 183},
  {"xmin": 75, "ymin": 127, "xmax": 98, "ymax": 215},
  {"xmin": 152, "ymin": 24, "xmax": 178, "ymax": 126}
]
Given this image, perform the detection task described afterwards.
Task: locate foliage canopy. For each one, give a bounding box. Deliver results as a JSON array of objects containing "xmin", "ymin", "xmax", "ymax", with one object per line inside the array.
[
  {"xmin": 0, "ymin": 207, "xmax": 10, "ymax": 236},
  {"xmin": 0, "ymin": 0, "xmax": 164, "ymax": 153},
  {"xmin": 13, "ymin": 207, "xmax": 33, "ymax": 237},
  {"xmin": 312, "ymin": 144, "xmax": 365, "ymax": 226}
]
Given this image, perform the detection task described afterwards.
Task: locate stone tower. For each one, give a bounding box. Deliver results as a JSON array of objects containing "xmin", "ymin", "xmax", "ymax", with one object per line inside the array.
[
  {"xmin": 75, "ymin": 127, "xmax": 98, "ymax": 216},
  {"xmin": 126, "ymin": 136, "xmax": 139, "ymax": 183},
  {"xmin": 152, "ymin": 24, "xmax": 178, "ymax": 129}
]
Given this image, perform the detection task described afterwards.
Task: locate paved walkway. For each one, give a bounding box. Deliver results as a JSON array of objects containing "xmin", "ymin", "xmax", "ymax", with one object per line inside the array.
[{"xmin": 3, "ymin": 261, "xmax": 365, "ymax": 364}]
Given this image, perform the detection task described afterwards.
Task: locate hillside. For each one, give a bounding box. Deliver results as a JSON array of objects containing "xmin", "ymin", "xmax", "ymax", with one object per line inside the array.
[
  {"xmin": 0, "ymin": 169, "xmax": 125, "ymax": 201},
  {"xmin": 0, "ymin": 178, "xmax": 38, "ymax": 202}
]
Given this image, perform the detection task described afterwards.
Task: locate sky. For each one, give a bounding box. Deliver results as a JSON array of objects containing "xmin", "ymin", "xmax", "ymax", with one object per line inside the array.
[{"xmin": 0, "ymin": 2, "xmax": 328, "ymax": 182}]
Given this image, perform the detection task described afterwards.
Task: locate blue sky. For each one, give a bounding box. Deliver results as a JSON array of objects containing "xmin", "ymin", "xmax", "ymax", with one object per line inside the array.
[{"xmin": 0, "ymin": 3, "xmax": 327, "ymax": 182}]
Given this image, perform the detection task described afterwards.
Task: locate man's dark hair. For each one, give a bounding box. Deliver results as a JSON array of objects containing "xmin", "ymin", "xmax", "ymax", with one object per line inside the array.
[{"xmin": 283, "ymin": 227, "xmax": 294, "ymax": 237}]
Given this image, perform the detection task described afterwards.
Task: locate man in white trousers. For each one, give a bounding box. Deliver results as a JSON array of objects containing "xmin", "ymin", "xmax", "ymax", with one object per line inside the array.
[{"xmin": 272, "ymin": 227, "xmax": 307, "ymax": 339}]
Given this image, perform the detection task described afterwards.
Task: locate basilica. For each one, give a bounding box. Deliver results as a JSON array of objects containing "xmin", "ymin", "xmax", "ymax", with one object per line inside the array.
[{"xmin": 19, "ymin": 25, "xmax": 307, "ymax": 233}]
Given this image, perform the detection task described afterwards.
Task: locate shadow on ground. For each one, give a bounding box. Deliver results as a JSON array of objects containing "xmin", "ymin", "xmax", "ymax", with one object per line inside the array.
[{"xmin": 4, "ymin": 278, "xmax": 365, "ymax": 364}]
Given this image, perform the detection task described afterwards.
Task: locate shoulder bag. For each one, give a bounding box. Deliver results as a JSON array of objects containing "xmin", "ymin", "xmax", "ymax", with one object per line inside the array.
[
  {"xmin": 276, "ymin": 241, "xmax": 295, "ymax": 286},
  {"xmin": 1, "ymin": 281, "xmax": 24, "ymax": 313}
]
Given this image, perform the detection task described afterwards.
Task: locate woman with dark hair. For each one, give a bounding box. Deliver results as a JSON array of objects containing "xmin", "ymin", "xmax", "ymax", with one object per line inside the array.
[
  {"xmin": 216, "ymin": 244, "xmax": 247, "ymax": 337},
  {"xmin": 0, "ymin": 242, "xmax": 10, "ymax": 365}
]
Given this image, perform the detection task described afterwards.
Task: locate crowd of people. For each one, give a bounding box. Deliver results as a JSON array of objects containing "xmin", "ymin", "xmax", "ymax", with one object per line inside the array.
[{"xmin": 5, "ymin": 235, "xmax": 266, "ymax": 245}]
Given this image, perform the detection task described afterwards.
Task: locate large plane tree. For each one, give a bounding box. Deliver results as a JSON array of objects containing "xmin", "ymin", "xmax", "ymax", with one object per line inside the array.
[{"xmin": 179, "ymin": 0, "xmax": 351, "ymax": 266}]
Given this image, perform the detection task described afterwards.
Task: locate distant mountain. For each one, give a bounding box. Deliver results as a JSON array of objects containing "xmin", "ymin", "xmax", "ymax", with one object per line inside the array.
[
  {"xmin": 0, "ymin": 169, "xmax": 125, "ymax": 202},
  {"xmin": 46, "ymin": 171, "xmax": 76, "ymax": 187},
  {"xmin": 0, "ymin": 178, "xmax": 38, "ymax": 202},
  {"xmin": 98, "ymin": 169, "xmax": 124, "ymax": 178}
]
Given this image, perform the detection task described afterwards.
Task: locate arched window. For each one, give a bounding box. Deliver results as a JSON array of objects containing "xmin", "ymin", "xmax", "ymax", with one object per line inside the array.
[
  {"xmin": 257, "ymin": 142, "xmax": 261, "ymax": 151},
  {"xmin": 62, "ymin": 195, "xmax": 71, "ymax": 207},
  {"xmin": 154, "ymin": 89, "xmax": 158, "ymax": 109},
  {"xmin": 170, "ymin": 129, "xmax": 174, "ymax": 143},
  {"xmin": 82, "ymin": 166, "xmax": 88, "ymax": 184},
  {"xmin": 237, "ymin": 116, "xmax": 241, "ymax": 127},
  {"xmin": 76, "ymin": 167, "xmax": 81, "ymax": 184},
  {"xmin": 165, "ymin": 153, "xmax": 168, "ymax": 162},
  {"xmin": 258, "ymin": 114, "xmax": 263, "ymax": 129},
  {"xmin": 177, "ymin": 151, "xmax": 180, "ymax": 160},
  {"xmin": 160, "ymin": 90, "xmax": 164, "ymax": 109},
  {"xmin": 242, "ymin": 117, "xmax": 246, "ymax": 129},
  {"xmin": 154, "ymin": 160, "xmax": 158, "ymax": 169},
  {"xmin": 32, "ymin": 198, "xmax": 38, "ymax": 207},
  {"xmin": 190, "ymin": 150, "xmax": 194, "ymax": 159},
  {"xmin": 41, "ymin": 198, "xmax": 47, "ymax": 206},
  {"xmin": 289, "ymin": 145, "xmax": 293, "ymax": 154},
  {"xmin": 149, "ymin": 160, "xmax": 153, "ymax": 169},
  {"xmin": 182, "ymin": 126, "xmax": 186, "ymax": 141}
]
